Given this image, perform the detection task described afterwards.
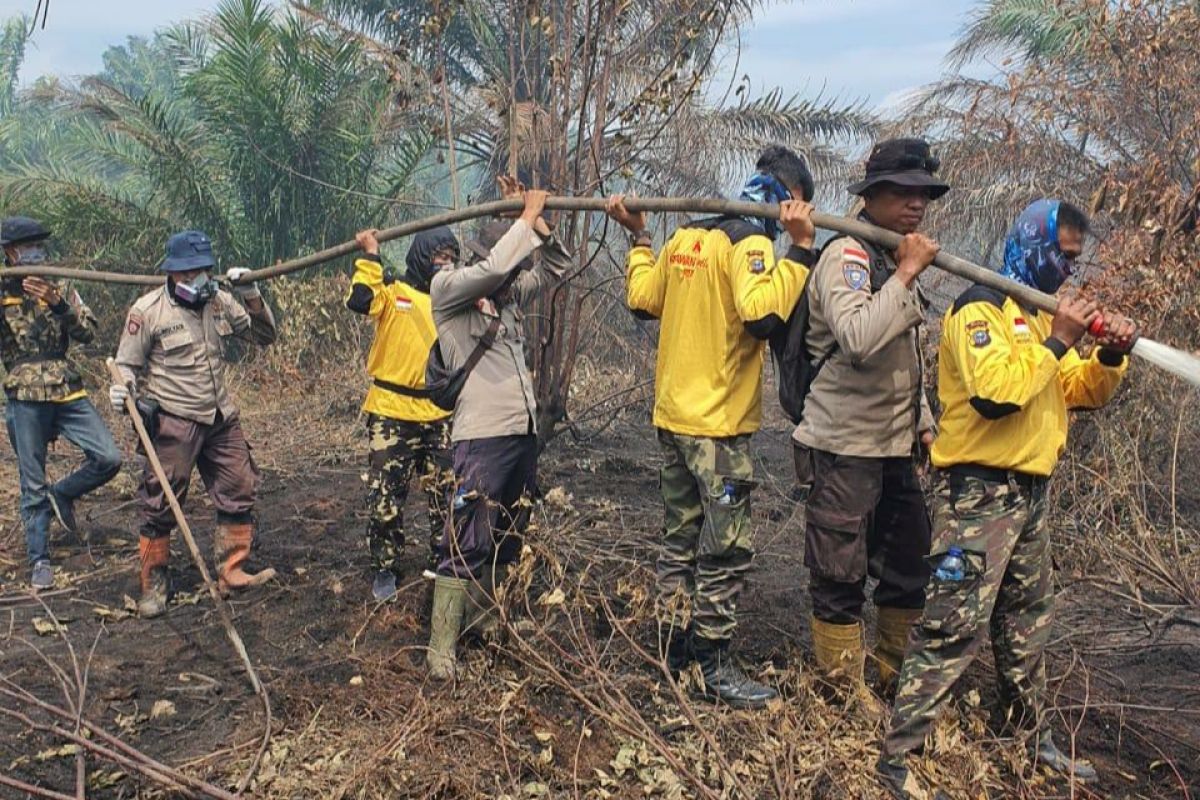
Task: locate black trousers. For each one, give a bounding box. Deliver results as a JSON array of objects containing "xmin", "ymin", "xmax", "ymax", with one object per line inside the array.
[
  {"xmin": 800, "ymin": 446, "xmax": 932, "ymax": 624},
  {"xmin": 437, "ymin": 434, "xmax": 538, "ymax": 579}
]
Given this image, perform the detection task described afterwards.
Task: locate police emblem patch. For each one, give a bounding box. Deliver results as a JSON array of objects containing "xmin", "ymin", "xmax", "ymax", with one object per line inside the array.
[
  {"xmin": 747, "ymin": 250, "xmax": 766, "ymax": 274},
  {"xmin": 843, "ymin": 263, "xmax": 869, "ymax": 291},
  {"xmin": 972, "ymin": 329, "xmax": 991, "ymax": 348}
]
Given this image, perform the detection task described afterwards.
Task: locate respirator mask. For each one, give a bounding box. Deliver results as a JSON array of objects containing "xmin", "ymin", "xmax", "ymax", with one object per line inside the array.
[
  {"xmin": 170, "ymin": 272, "xmax": 217, "ymax": 309},
  {"xmin": 2, "ymin": 245, "xmax": 50, "ymax": 295},
  {"xmin": 13, "ymin": 244, "xmax": 49, "ymax": 265}
]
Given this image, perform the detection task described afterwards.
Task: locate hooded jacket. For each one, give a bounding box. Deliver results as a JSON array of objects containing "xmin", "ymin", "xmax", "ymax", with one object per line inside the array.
[{"xmin": 405, "ymin": 226, "xmax": 459, "ymax": 293}]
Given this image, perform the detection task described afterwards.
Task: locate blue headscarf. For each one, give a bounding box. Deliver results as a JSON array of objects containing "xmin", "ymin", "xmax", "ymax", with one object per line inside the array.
[
  {"xmin": 738, "ymin": 172, "xmax": 792, "ymax": 240},
  {"xmin": 1000, "ymin": 199, "xmax": 1074, "ymax": 293}
]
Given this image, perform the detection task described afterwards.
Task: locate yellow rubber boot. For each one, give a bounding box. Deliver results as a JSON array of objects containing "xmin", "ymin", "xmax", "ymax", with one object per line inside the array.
[
  {"xmin": 875, "ymin": 606, "xmax": 922, "ymax": 690},
  {"xmin": 811, "ymin": 616, "xmax": 866, "ymax": 681},
  {"xmin": 811, "ymin": 616, "xmax": 883, "ymax": 715}
]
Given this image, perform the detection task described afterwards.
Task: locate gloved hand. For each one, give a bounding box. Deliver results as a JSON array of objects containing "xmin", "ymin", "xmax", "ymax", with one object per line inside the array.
[
  {"xmin": 108, "ymin": 383, "xmax": 130, "ymax": 412},
  {"xmin": 225, "ymin": 267, "xmax": 259, "ymax": 299}
]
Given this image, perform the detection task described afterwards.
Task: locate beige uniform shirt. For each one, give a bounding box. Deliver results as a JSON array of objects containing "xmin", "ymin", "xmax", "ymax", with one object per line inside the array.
[
  {"xmin": 116, "ymin": 285, "xmax": 277, "ymax": 424},
  {"xmin": 431, "ymin": 219, "xmax": 570, "ymax": 443},
  {"xmin": 793, "ymin": 236, "xmax": 933, "ymax": 458}
]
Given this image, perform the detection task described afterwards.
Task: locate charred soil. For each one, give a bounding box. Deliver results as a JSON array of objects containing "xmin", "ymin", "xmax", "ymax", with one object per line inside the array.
[{"xmin": 1, "ymin": 386, "xmax": 1197, "ymax": 799}]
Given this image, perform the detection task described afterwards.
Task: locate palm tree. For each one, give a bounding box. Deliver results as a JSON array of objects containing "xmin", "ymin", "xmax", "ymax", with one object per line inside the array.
[
  {"xmin": 0, "ymin": 0, "xmax": 434, "ymax": 270},
  {"xmin": 303, "ymin": 0, "xmax": 876, "ymax": 437}
]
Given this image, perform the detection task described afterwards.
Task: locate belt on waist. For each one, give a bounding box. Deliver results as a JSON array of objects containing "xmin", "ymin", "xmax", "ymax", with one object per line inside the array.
[
  {"xmin": 945, "ymin": 463, "xmax": 1047, "ymax": 488},
  {"xmin": 10, "ymin": 353, "xmax": 66, "ymax": 367},
  {"xmin": 373, "ymin": 377, "xmax": 430, "ymax": 399}
]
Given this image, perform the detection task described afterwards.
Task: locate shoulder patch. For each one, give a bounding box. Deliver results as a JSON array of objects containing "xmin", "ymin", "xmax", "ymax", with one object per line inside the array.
[
  {"xmin": 746, "ymin": 249, "xmax": 767, "ymax": 274},
  {"xmin": 971, "ymin": 328, "xmax": 992, "ymax": 348},
  {"xmin": 125, "ymin": 312, "xmax": 143, "ymax": 336},
  {"xmin": 952, "ymin": 284, "xmax": 1006, "ymax": 315},
  {"xmin": 842, "ymin": 262, "xmax": 870, "ymax": 291}
]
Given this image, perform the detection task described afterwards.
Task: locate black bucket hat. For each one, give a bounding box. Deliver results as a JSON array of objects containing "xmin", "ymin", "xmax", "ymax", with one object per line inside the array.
[
  {"xmin": 847, "ymin": 137, "xmax": 950, "ymax": 199},
  {"xmin": 0, "ymin": 216, "xmax": 51, "ymax": 247}
]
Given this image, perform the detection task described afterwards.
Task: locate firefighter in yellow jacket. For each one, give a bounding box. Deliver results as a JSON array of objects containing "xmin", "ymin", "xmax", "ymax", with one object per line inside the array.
[
  {"xmin": 606, "ymin": 145, "xmax": 817, "ymax": 708},
  {"xmin": 347, "ymin": 227, "xmax": 454, "ymax": 601},
  {"xmin": 877, "ymin": 200, "xmax": 1135, "ymax": 798}
]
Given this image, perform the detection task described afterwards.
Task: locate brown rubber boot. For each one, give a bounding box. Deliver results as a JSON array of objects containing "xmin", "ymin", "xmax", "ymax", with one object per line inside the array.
[
  {"xmin": 137, "ymin": 535, "xmax": 171, "ymax": 619},
  {"xmin": 214, "ymin": 523, "xmax": 277, "ymax": 594},
  {"xmin": 874, "ymin": 606, "xmax": 922, "ymax": 690}
]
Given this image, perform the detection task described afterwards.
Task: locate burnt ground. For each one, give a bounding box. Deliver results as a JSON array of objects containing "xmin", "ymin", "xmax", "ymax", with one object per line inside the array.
[{"xmin": 1, "ymin": 385, "xmax": 1198, "ymax": 800}]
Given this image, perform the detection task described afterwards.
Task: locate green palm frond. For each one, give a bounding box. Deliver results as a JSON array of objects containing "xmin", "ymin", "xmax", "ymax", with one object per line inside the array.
[
  {"xmin": 947, "ymin": 0, "xmax": 1095, "ymax": 67},
  {"xmin": 0, "ymin": 15, "xmax": 28, "ymax": 116}
]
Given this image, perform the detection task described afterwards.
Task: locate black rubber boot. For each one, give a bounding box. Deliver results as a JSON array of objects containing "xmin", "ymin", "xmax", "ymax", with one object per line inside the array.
[
  {"xmin": 692, "ymin": 637, "xmax": 778, "ymax": 709},
  {"xmin": 665, "ymin": 626, "xmax": 693, "ymax": 675},
  {"xmin": 875, "ymin": 755, "xmax": 950, "ymax": 800}
]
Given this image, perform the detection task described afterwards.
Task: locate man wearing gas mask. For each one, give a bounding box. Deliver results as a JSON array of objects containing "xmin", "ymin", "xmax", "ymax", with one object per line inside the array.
[
  {"xmin": 2, "ymin": 216, "xmax": 123, "ymax": 589},
  {"xmin": 111, "ymin": 230, "xmax": 277, "ymax": 618}
]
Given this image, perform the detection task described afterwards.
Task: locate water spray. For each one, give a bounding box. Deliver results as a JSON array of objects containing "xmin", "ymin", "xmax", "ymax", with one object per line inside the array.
[
  {"xmin": 1089, "ymin": 316, "xmax": 1200, "ymax": 387},
  {"xmin": 7, "ymin": 195, "xmax": 1200, "ymax": 386}
]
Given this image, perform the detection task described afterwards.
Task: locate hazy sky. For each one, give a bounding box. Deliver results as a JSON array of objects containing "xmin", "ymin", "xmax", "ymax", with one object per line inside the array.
[{"xmin": 6, "ymin": 0, "xmax": 981, "ymax": 109}]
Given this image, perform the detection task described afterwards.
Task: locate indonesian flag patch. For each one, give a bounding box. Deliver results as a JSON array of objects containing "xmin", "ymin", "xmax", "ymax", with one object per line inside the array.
[
  {"xmin": 1013, "ymin": 317, "xmax": 1030, "ymax": 335},
  {"xmin": 843, "ymin": 247, "xmax": 869, "ymax": 266},
  {"xmin": 394, "ymin": 296, "xmax": 413, "ymax": 312}
]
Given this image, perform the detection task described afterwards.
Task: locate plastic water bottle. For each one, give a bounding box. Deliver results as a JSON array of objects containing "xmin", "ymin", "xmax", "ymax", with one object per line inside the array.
[
  {"xmin": 453, "ymin": 487, "xmax": 470, "ymax": 511},
  {"xmin": 934, "ymin": 546, "xmax": 966, "ymax": 582},
  {"xmin": 716, "ymin": 481, "xmax": 736, "ymax": 506}
]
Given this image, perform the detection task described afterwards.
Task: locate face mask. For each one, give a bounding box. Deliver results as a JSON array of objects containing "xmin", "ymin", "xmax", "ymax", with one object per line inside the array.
[
  {"xmin": 14, "ymin": 244, "xmax": 48, "ymax": 265},
  {"xmin": 170, "ymin": 272, "xmax": 217, "ymax": 309}
]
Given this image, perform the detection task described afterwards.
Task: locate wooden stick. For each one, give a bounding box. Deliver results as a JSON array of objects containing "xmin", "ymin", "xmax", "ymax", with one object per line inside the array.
[
  {"xmin": 0, "ymin": 773, "xmax": 77, "ymax": 800},
  {"xmin": 103, "ymin": 359, "xmax": 271, "ymax": 796}
]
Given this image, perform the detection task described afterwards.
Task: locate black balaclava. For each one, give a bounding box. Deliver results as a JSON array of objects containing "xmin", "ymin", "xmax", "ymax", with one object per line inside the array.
[{"xmin": 405, "ymin": 226, "xmax": 460, "ymax": 293}]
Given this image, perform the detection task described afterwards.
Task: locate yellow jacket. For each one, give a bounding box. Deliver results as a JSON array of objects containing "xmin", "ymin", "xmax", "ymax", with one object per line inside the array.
[
  {"xmin": 346, "ymin": 255, "xmax": 449, "ymax": 423},
  {"xmin": 627, "ymin": 218, "xmax": 809, "ymax": 437},
  {"xmin": 932, "ymin": 285, "xmax": 1127, "ymax": 476}
]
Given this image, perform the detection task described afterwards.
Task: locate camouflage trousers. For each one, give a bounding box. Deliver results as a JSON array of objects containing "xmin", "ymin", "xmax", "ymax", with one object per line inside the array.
[
  {"xmin": 656, "ymin": 429, "xmax": 755, "ymax": 642},
  {"xmin": 364, "ymin": 415, "xmax": 452, "ymax": 575},
  {"xmin": 883, "ymin": 469, "xmax": 1052, "ymax": 762}
]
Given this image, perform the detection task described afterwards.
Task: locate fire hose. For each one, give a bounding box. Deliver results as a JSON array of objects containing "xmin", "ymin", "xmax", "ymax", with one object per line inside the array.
[{"xmin": 6, "ymin": 196, "xmax": 1200, "ymax": 386}]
